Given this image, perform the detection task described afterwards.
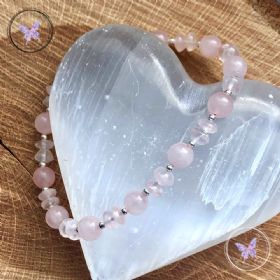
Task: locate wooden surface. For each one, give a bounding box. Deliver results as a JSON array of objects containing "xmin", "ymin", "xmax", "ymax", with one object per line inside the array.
[{"xmin": 0, "ymin": 0, "xmax": 280, "ymax": 279}]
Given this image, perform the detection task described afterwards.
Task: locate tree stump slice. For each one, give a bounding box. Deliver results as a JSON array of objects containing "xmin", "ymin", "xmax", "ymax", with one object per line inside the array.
[{"xmin": 0, "ymin": 0, "xmax": 279, "ymax": 279}]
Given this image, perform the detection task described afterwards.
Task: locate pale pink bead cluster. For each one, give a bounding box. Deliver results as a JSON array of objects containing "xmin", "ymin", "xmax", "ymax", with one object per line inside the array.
[{"xmin": 34, "ymin": 30, "xmax": 247, "ymax": 242}]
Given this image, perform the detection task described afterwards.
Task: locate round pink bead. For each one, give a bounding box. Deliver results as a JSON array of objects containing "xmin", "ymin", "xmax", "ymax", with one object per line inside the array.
[
  {"xmin": 124, "ymin": 192, "xmax": 148, "ymax": 215},
  {"xmin": 167, "ymin": 143, "xmax": 194, "ymax": 169},
  {"xmin": 153, "ymin": 166, "xmax": 174, "ymax": 186},
  {"xmin": 199, "ymin": 35, "xmax": 222, "ymax": 57},
  {"xmin": 208, "ymin": 91, "xmax": 234, "ymax": 118},
  {"xmin": 174, "ymin": 35, "xmax": 187, "ymax": 52},
  {"xmin": 45, "ymin": 205, "xmax": 69, "ymax": 229},
  {"xmin": 153, "ymin": 30, "xmax": 168, "ymax": 43},
  {"xmin": 112, "ymin": 207, "xmax": 125, "ymax": 224},
  {"xmin": 77, "ymin": 216, "xmax": 102, "ymax": 241},
  {"xmin": 223, "ymin": 55, "xmax": 247, "ymax": 77},
  {"xmin": 33, "ymin": 166, "xmax": 55, "ymax": 189},
  {"xmin": 35, "ymin": 112, "xmax": 52, "ymax": 135}
]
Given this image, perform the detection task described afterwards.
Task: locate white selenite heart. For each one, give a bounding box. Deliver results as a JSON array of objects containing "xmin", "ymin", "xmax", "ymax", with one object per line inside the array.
[{"xmin": 50, "ymin": 25, "xmax": 280, "ymax": 280}]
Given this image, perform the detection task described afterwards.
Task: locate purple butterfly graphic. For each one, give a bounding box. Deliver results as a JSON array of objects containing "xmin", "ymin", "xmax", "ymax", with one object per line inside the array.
[
  {"xmin": 235, "ymin": 237, "xmax": 257, "ymax": 261},
  {"xmin": 19, "ymin": 21, "xmax": 40, "ymax": 45}
]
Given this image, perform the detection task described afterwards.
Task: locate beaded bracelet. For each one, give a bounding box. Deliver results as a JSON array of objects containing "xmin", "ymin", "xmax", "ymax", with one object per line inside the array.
[{"xmin": 33, "ymin": 30, "xmax": 247, "ymax": 241}]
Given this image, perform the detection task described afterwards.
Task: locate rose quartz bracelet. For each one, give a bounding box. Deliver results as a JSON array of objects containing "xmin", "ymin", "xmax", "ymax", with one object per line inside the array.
[{"xmin": 33, "ymin": 30, "xmax": 247, "ymax": 241}]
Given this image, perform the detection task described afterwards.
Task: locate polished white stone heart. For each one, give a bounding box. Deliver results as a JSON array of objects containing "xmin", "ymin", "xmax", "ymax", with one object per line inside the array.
[{"xmin": 50, "ymin": 24, "xmax": 280, "ymax": 280}]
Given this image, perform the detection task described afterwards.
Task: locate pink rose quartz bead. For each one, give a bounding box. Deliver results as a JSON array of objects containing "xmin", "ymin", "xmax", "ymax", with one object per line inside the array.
[
  {"xmin": 45, "ymin": 205, "xmax": 69, "ymax": 229},
  {"xmin": 199, "ymin": 35, "xmax": 222, "ymax": 57},
  {"xmin": 153, "ymin": 30, "xmax": 168, "ymax": 43},
  {"xmin": 41, "ymin": 197, "xmax": 60, "ymax": 210},
  {"xmin": 208, "ymin": 91, "xmax": 234, "ymax": 118},
  {"xmin": 153, "ymin": 166, "xmax": 174, "ymax": 186},
  {"xmin": 77, "ymin": 216, "xmax": 102, "ymax": 241},
  {"xmin": 167, "ymin": 143, "xmax": 194, "ymax": 169},
  {"xmin": 174, "ymin": 35, "xmax": 187, "ymax": 52},
  {"xmin": 197, "ymin": 118, "xmax": 218, "ymax": 134},
  {"xmin": 35, "ymin": 112, "xmax": 52, "ymax": 135},
  {"xmin": 146, "ymin": 181, "xmax": 163, "ymax": 196},
  {"xmin": 223, "ymin": 55, "xmax": 247, "ymax": 77},
  {"xmin": 112, "ymin": 207, "xmax": 125, "ymax": 224},
  {"xmin": 59, "ymin": 218, "xmax": 79, "ymax": 240},
  {"xmin": 38, "ymin": 188, "xmax": 57, "ymax": 201},
  {"xmin": 33, "ymin": 166, "xmax": 55, "ymax": 188},
  {"xmin": 124, "ymin": 191, "xmax": 148, "ymax": 215}
]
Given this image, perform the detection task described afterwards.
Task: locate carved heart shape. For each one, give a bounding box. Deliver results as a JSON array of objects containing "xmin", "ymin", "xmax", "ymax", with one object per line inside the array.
[{"xmin": 50, "ymin": 25, "xmax": 280, "ymax": 280}]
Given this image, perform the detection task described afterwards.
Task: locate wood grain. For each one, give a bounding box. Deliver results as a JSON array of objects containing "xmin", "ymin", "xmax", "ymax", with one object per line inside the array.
[{"xmin": 0, "ymin": 0, "xmax": 280, "ymax": 279}]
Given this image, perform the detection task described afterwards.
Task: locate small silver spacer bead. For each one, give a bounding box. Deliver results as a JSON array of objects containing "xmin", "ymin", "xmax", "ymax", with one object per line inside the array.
[
  {"xmin": 43, "ymin": 187, "xmax": 49, "ymax": 191},
  {"xmin": 41, "ymin": 134, "xmax": 47, "ymax": 140},
  {"xmin": 224, "ymin": 89, "xmax": 232, "ymax": 96},
  {"xmin": 121, "ymin": 208, "xmax": 128, "ymax": 215},
  {"xmin": 189, "ymin": 141, "xmax": 195, "ymax": 147},
  {"xmin": 208, "ymin": 114, "xmax": 216, "ymax": 121},
  {"xmin": 143, "ymin": 188, "xmax": 150, "ymax": 196},
  {"xmin": 99, "ymin": 222, "xmax": 105, "ymax": 229},
  {"xmin": 166, "ymin": 164, "xmax": 174, "ymax": 171},
  {"xmin": 39, "ymin": 162, "xmax": 46, "ymax": 167}
]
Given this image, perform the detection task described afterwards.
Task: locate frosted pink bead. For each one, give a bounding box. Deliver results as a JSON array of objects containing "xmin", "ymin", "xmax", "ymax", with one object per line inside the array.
[
  {"xmin": 197, "ymin": 118, "xmax": 218, "ymax": 134},
  {"xmin": 103, "ymin": 211, "xmax": 118, "ymax": 229},
  {"xmin": 124, "ymin": 192, "xmax": 148, "ymax": 215},
  {"xmin": 208, "ymin": 91, "xmax": 234, "ymax": 118},
  {"xmin": 77, "ymin": 216, "xmax": 102, "ymax": 241},
  {"xmin": 199, "ymin": 35, "xmax": 222, "ymax": 57},
  {"xmin": 167, "ymin": 143, "xmax": 194, "ymax": 169},
  {"xmin": 35, "ymin": 112, "xmax": 52, "ymax": 135},
  {"xmin": 153, "ymin": 30, "xmax": 168, "ymax": 43},
  {"xmin": 153, "ymin": 166, "xmax": 174, "ymax": 186},
  {"xmin": 174, "ymin": 35, "xmax": 187, "ymax": 52},
  {"xmin": 112, "ymin": 207, "xmax": 125, "ymax": 224},
  {"xmin": 33, "ymin": 166, "xmax": 55, "ymax": 188},
  {"xmin": 45, "ymin": 205, "xmax": 69, "ymax": 229},
  {"xmin": 41, "ymin": 197, "xmax": 60, "ymax": 210},
  {"xmin": 185, "ymin": 32, "xmax": 197, "ymax": 52},
  {"xmin": 219, "ymin": 43, "xmax": 239, "ymax": 62},
  {"xmin": 223, "ymin": 55, "xmax": 247, "ymax": 77},
  {"xmin": 146, "ymin": 181, "xmax": 163, "ymax": 196},
  {"xmin": 38, "ymin": 188, "xmax": 57, "ymax": 201},
  {"xmin": 46, "ymin": 85, "xmax": 52, "ymax": 95},
  {"xmin": 59, "ymin": 218, "xmax": 79, "ymax": 240}
]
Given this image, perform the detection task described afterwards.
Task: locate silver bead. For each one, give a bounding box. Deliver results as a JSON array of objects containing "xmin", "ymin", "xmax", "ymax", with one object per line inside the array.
[
  {"xmin": 39, "ymin": 162, "xmax": 46, "ymax": 167},
  {"xmin": 41, "ymin": 134, "xmax": 47, "ymax": 140},
  {"xmin": 223, "ymin": 89, "xmax": 232, "ymax": 95},
  {"xmin": 99, "ymin": 222, "xmax": 105, "ymax": 229},
  {"xmin": 208, "ymin": 114, "xmax": 216, "ymax": 121},
  {"xmin": 189, "ymin": 141, "xmax": 195, "ymax": 147},
  {"xmin": 166, "ymin": 164, "xmax": 174, "ymax": 171},
  {"xmin": 143, "ymin": 188, "xmax": 150, "ymax": 195},
  {"xmin": 121, "ymin": 208, "xmax": 128, "ymax": 215}
]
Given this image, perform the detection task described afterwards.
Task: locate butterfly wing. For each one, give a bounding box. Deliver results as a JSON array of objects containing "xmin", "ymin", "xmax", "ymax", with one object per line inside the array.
[
  {"xmin": 19, "ymin": 24, "xmax": 29, "ymax": 35},
  {"xmin": 235, "ymin": 242, "xmax": 249, "ymax": 261},
  {"xmin": 248, "ymin": 238, "xmax": 257, "ymax": 250},
  {"xmin": 235, "ymin": 242, "xmax": 247, "ymax": 252},
  {"xmin": 31, "ymin": 21, "xmax": 40, "ymax": 31},
  {"xmin": 248, "ymin": 238, "xmax": 257, "ymax": 258}
]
